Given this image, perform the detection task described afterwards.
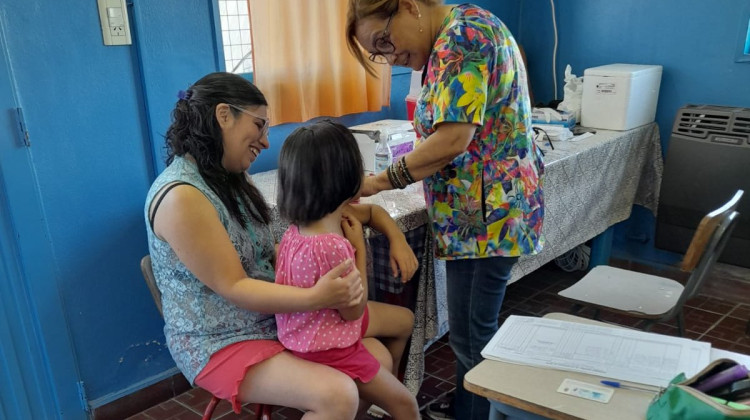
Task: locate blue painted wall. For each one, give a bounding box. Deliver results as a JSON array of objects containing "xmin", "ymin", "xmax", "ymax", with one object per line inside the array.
[
  {"xmin": 517, "ymin": 0, "xmax": 750, "ymax": 152},
  {"xmin": 515, "ymin": 0, "xmax": 750, "ymax": 264},
  {"xmin": 3, "ymin": 0, "xmax": 748, "ymax": 415}
]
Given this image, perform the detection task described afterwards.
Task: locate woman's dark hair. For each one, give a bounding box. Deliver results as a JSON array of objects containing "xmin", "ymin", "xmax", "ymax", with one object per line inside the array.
[
  {"xmin": 277, "ymin": 120, "xmax": 364, "ymax": 225},
  {"xmin": 165, "ymin": 72, "xmax": 270, "ymax": 227}
]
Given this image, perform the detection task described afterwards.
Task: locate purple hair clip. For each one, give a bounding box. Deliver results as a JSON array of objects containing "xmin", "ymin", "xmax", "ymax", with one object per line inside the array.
[{"xmin": 177, "ymin": 89, "xmax": 192, "ymax": 101}]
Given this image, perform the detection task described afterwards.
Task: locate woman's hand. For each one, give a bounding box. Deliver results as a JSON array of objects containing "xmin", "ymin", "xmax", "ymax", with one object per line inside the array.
[
  {"xmin": 361, "ymin": 175, "xmax": 387, "ymax": 197},
  {"xmin": 313, "ymin": 259, "xmax": 364, "ymax": 310},
  {"xmin": 389, "ymin": 237, "xmax": 419, "ymax": 283},
  {"xmin": 341, "ymin": 212, "xmax": 365, "ymax": 253}
]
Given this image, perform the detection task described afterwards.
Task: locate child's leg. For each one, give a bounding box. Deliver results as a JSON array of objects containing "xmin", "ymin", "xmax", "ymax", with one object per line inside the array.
[
  {"xmin": 361, "ymin": 336, "xmax": 393, "ymax": 373},
  {"xmin": 357, "ymin": 337, "xmax": 393, "ymax": 418},
  {"xmin": 364, "ymin": 301, "xmax": 415, "ymax": 376},
  {"xmin": 356, "ymin": 367, "xmax": 420, "ymax": 420}
]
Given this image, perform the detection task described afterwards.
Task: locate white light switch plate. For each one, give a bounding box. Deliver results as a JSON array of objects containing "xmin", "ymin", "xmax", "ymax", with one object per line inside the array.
[{"xmin": 97, "ymin": 0, "xmax": 131, "ymax": 46}]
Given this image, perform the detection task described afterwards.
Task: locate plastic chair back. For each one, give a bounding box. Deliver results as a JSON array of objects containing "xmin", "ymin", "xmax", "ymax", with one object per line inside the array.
[{"xmin": 666, "ymin": 190, "xmax": 743, "ymax": 320}]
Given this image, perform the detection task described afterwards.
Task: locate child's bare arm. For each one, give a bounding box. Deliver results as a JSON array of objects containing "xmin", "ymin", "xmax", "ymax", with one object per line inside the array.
[
  {"xmin": 338, "ymin": 214, "xmax": 368, "ymax": 320},
  {"xmin": 345, "ymin": 204, "xmax": 418, "ymax": 282}
]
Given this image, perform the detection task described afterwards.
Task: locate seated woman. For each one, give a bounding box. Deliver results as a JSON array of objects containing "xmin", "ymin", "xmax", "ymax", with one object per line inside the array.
[{"xmin": 145, "ymin": 72, "xmax": 397, "ymax": 418}]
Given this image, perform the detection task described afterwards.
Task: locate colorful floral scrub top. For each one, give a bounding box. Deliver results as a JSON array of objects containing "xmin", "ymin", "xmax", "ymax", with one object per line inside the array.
[{"xmin": 414, "ymin": 3, "xmax": 545, "ymax": 260}]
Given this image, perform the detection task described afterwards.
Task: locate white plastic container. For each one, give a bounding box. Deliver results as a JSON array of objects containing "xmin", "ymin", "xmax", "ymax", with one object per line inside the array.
[
  {"xmin": 581, "ymin": 64, "xmax": 663, "ymax": 130},
  {"xmin": 349, "ymin": 120, "xmax": 416, "ymax": 175}
]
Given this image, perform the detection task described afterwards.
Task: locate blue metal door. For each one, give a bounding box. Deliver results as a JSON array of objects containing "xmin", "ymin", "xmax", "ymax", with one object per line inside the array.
[{"xmin": 0, "ymin": 12, "xmax": 86, "ymax": 420}]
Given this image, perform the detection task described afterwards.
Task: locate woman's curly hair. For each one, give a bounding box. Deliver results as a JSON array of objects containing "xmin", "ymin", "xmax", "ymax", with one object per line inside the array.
[{"xmin": 165, "ymin": 72, "xmax": 270, "ymax": 227}]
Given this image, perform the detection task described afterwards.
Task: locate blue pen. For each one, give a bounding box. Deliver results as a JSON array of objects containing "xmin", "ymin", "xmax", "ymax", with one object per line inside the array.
[{"xmin": 600, "ymin": 380, "xmax": 659, "ymax": 393}]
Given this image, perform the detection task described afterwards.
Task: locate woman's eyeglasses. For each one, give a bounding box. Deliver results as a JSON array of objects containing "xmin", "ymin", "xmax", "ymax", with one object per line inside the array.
[
  {"xmin": 368, "ymin": 13, "xmax": 396, "ymax": 64},
  {"xmin": 228, "ymin": 104, "xmax": 270, "ymax": 137}
]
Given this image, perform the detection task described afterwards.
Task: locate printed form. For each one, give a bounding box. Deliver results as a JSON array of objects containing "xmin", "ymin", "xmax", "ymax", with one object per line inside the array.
[{"xmin": 482, "ymin": 315, "xmax": 711, "ymax": 387}]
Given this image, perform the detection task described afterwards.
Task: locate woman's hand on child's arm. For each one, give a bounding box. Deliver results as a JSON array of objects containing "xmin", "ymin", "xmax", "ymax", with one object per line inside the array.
[{"xmin": 312, "ymin": 259, "xmax": 365, "ymax": 311}]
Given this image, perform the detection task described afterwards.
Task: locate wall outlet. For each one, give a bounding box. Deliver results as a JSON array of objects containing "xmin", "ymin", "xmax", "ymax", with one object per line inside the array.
[{"xmin": 96, "ymin": 0, "xmax": 131, "ymax": 46}]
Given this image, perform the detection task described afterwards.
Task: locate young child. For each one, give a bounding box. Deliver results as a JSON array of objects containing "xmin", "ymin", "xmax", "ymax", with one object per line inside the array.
[{"xmin": 275, "ymin": 120, "xmax": 420, "ymax": 419}]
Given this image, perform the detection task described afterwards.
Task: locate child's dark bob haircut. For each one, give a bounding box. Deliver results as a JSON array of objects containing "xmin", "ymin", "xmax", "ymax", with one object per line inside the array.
[{"xmin": 277, "ymin": 120, "xmax": 364, "ymax": 225}]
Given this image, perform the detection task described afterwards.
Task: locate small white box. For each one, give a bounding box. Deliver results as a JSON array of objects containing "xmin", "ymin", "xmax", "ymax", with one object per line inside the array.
[
  {"xmin": 349, "ymin": 120, "xmax": 416, "ymax": 175},
  {"xmin": 581, "ymin": 64, "xmax": 662, "ymax": 130}
]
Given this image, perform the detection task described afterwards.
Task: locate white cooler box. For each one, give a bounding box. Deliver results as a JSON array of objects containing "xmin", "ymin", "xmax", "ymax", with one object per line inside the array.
[
  {"xmin": 349, "ymin": 120, "xmax": 416, "ymax": 175},
  {"xmin": 581, "ymin": 64, "xmax": 662, "ymax": 130}
]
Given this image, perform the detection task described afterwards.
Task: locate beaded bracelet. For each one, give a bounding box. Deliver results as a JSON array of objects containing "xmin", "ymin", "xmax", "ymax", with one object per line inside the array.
[
  {"xmin": 398, "ymin": 156, "xmax": 416, "ymax": 184},
  {"xmin": 388, "ymin": 162, "xmax": 407, "ymax": 189},
  {"xmin": 385, "ymin": 163, "xmax": 399, "ymax": 189},
  {"xmin": 393, "ymin": 161, "xmax": 408, "ymax": 189}
]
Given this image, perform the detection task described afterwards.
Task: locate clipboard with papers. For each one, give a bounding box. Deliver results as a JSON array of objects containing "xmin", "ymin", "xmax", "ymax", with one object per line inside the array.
[{"xmin": 482, "ymin": 315, "xmax": 711, "ymax": 388}]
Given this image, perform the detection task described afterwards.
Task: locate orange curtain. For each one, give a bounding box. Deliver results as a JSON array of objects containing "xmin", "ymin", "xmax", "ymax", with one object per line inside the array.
[{"xmin": 248, "ymin": 0, "xmax": 391, "ymax": 126}]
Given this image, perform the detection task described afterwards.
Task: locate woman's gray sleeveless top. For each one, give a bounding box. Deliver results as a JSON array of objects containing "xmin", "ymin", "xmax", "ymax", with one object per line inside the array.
[{"xmin": 144, "ymin": 156, "xmax": 277, "ymax": 384}]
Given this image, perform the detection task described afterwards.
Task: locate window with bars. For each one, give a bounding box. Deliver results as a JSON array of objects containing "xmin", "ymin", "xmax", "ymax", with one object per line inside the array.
[{"xmin": 218, "ymin": 0, "xmax": 253, "ymax": 73}]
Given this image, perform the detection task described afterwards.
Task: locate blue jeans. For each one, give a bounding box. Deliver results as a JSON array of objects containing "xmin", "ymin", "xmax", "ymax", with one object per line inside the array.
[{"xmin": 446, "ymin": 256, "xmax": 519, "ymax": 420}]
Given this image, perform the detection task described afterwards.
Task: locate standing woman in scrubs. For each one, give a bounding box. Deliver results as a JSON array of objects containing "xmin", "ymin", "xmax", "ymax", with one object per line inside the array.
[{"xmin": 345, "ymin": 1, "xmax": 545, "ymax": 419}]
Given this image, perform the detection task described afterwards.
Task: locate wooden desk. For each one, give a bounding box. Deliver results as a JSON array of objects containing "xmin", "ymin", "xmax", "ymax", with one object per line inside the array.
[
  {"xmin": 252, "ymin": 123, "xmax": 664, "ymax": 394},
  {"xmin": 464, "ymin": 313, "xmax": 750, "ymax": 420}
]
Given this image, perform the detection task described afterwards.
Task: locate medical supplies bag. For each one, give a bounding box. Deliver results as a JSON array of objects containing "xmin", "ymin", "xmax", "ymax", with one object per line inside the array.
[{"xmin": 647, "ymin": 358, "xmax": 750, "ymax": 420}]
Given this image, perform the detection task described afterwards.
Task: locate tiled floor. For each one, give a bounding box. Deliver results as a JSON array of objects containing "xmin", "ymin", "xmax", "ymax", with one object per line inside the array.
[{"xmin": 126, "ymin": 259, "xmax": 750, "ymax": 419}]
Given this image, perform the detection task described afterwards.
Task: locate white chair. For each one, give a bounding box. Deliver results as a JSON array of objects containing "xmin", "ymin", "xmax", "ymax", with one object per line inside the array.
[{"xmin": 558, "ymin": 190, "xmax": 743, "ymax": 336}]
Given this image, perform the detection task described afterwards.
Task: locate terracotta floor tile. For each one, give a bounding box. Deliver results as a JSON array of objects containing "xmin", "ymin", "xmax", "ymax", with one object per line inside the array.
[
  {"xmin": 734, "ymin": 334, "xmax": 750, "ymax": 347},
  {"xmin": 124, "ymin": 414, "xmax": 152, "ymax": 420},
  {"xmin": 168, "ymin": 412, "xmax": 203, "ymax": 420},
  {"xmin": 699, "ymin": 264, "xmax": 750, "ymax": 305},
  {"xmin": 214, "ymin": 405, "xmax": 261, "ymax": 420},
  {"xmin": 685, "ymin": 294, "xmax": 710, "ymax": 308},
  {"xmin": 416, "ymin": 374, "xmax": 450, "ymax": 405},
  {"xmin": 693, "ymin": 297, "xmax": 737, "ymax": 315},
  {"xmin": 728, "ymin": 342, "xmax": 750, "ymax": 356},
  {"xmin": 424, "ymin": 359, "xmax": 455, "ymax": 381},
  {"xmin": 427, "ymin": 343, "xmax": 456, "ymax": 363},
  {"xmin": 683, "ymin": 308, "xmax": 724, "ymax": 334},
  {"xmin": 173, "ymin": 388, "xmax": 236, "ymax": 418},
  {"xmin": 702, "ymin": 336, "xmax": 736, "ymax": 351},
  {"xmin": 512, "ymin": 298, "xmax": 553, "ymax": 316},
  {"xmin": 730, "ymin": 304, "xmax": 750, "ymax": 321},
  {"xmin": 138, "ymin": 400, "xmax": 199, "ymax": 419},
  {"xmin": 503, "ymin": 283, "xmax": 543, "ymax": 306},
  {"xmin": 702, "ymin": 316, "xmax": 748, "ymax": 342}
]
